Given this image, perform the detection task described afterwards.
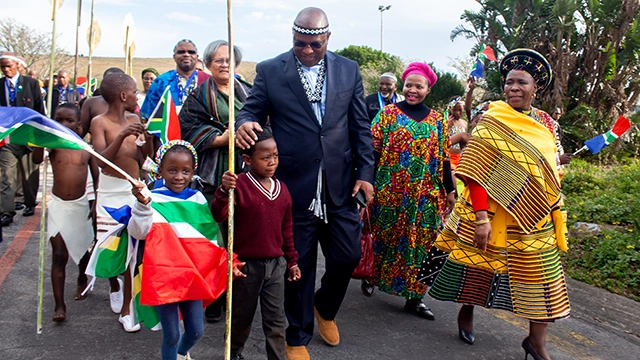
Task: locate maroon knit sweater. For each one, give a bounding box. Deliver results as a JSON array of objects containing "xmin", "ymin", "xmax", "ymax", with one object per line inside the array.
[{"xmin": 212, "ymin": 173, "xmax": 298, "ymax": 268}]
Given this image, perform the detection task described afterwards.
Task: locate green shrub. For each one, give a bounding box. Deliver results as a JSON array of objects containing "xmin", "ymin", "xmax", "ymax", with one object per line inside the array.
[
  {"xmin": 563, "ymin": 229, "xmax": 640, "ymax": 301},
  {"xmin": 562, "ymin": 159, "xmax": 640, "ymax": 300},
  {"xmin": 563, "ymin": 159, "xmax": 640, "ymax": 229}
]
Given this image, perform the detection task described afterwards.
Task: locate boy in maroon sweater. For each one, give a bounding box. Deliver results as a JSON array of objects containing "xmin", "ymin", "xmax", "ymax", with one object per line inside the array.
[{"xmin": 212, "ymin": 128, "xmax": 300, "ymax": 360}]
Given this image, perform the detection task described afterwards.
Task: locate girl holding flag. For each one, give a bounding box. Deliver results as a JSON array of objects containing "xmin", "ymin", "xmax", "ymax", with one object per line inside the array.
[{"xmin": 128, "ymin": 140, "xmax": 244, "ymax": 360}]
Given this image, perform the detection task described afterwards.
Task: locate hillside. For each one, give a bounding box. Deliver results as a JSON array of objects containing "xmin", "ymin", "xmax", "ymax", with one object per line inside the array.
[{"xmin": 32, "ymin": 56, "xmax": 257, "ymax": 85}]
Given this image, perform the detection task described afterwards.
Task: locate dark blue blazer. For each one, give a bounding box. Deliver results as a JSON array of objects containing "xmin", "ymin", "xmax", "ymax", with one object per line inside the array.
[
  {"xmin": 0, "ymin": 75, "xmax": 45, "ymax": 114},
  {"xmin": 236, "ymin": 50, "xmax": 374, "ymax": 212}
]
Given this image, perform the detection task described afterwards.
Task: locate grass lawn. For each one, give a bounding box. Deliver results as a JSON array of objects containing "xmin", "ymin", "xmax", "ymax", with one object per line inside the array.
[{"xmin": 562, "ymin": 159, "xmax": 640, "ymax": 301}]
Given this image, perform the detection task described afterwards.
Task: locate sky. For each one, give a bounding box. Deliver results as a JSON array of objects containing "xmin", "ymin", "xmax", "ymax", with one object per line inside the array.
[{"xmin": 5, "ymin": 0, "xmax": 481, "ymax": 76}]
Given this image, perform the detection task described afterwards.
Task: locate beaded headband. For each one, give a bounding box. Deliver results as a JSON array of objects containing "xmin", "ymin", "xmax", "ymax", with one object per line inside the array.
[
  {"xmin": 448, "ymin": 96, "xmax": 463, "ymax": 110},
  {"xmin": 293, "ymin": 23, "xmax": 330, "ymax": 35},
  {"xmin": 499, "ymin": 48, "xmax": 552, "ymax": 91},
  {"xmin": 154, "ymin": 140, "xmax": 198, "ymax": 171}
]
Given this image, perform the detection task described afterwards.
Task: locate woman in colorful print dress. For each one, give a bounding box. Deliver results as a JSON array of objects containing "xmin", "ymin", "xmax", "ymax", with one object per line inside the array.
[
  {"xmin": 421, "ymin": 49, "xmax": 569, "ymax": 360},
  {"xmin": 367, "ymin": 62, "xmax": 456, "ymax": 320}
]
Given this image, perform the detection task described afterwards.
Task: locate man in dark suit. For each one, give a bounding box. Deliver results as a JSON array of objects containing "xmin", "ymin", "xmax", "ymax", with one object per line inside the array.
[
  {"xmin": 0, "ymin": 52, "xmax": 46, "ymax": 226},
  {"xmin": 236, "ymin": 7, "xmax": 374, "ymax": 360},
  {"xmin": 50, "ymin": 70, "xmax": 79, "ymax": 116}
]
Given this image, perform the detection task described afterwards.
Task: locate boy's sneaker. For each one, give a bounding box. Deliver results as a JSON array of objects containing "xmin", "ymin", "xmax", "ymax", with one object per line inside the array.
[
  {"xmin": 230, "ymin": 354, "xmax": 244, "ymax": 360},
  {"xmin": 177, "ymin": 353, "xmax": 194, "ymax": 360},
  {"xmin": 118, "ymin": 314, "xmax": 140, "ymax": 333},
  {"xmin": 110, "ymin": 278, "xmax": 124, "ymax": 314}
]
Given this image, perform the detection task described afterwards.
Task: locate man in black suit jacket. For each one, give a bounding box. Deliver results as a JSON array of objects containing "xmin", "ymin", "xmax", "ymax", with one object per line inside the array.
[
  {"xmin": 236, "ymin": 7, "xmax": 374, "ymax": 359},
  {"xmin": 0, "ymin": 52, "xmax": 46, "ymax": 226}
]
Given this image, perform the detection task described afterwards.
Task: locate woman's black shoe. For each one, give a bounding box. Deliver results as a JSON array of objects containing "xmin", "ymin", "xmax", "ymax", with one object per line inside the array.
[
  {"xmin": 404, "ymin": 300, "xmax": 435, "ymax": 320},
  {"xmin": 361, "ymin": 280, "xmax": 374, "ymax": 297},
  {"xmin": 522, "ymin": 337, "xmax": 545, "ymax": 360},
  {"xmin": 457, "ymin": 323, "xmax": 475, "ymax": 345}
]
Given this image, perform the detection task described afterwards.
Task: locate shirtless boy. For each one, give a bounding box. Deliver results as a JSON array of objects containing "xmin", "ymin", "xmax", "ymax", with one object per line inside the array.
[
  {"xmin": 37, "ymin": 104, "xmax": 99, "ymax": 322},
  {"xmin": 80, "ymin": 67, "xmax": 125, "ymax": 137},
  {"xmin": 91, "ymin": 73, "xmax": 146, "ymax": 332}
]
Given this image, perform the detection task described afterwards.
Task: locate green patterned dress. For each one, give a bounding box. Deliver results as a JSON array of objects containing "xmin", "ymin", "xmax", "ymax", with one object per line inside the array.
[{"xmin": 370, "ymin": 104, "xmax": 449, "ymax": 299}]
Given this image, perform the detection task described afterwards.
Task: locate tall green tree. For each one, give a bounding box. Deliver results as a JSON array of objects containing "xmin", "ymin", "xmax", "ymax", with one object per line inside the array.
[
  {"xmin": 452, "ymin": 0, "xmax": 640, "ymax": 157},
  {"xmin": 335, "ymin": 45, "xmax": 404, "ymax": 95},
  {"xmin": 336, "ymin": 46, "xmax": 465, "ymax": 112},
  {"xmin": 424, "ymin": 64, "xmax": 466, "ymax": 112}
]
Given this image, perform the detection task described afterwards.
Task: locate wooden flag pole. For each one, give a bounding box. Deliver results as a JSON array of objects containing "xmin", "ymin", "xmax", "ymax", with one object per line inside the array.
[
  {"xmin": 124, "ymin": 27, "xmax": 130, "ymax": 74},
  {"xmin": 38, "ymin": 0, "xmax": 62, "ymax": 335},
  {"xmin": 224, "ymin": 0, "xmax": 235, "ymax": 359},
  {"xmin": 72, "ymin": 0, "xmax": 81, "ymax": 100},
  {"xmin": 121, "ymin": 14, "xmax": 135, "ymax": 77},
  {"xmin": 573, "ymin": 145, "xmax": 588, "ymax": 156},
  {"xmin": 86, "ymin": 0, "xmax": 96, "ymax": 97}
]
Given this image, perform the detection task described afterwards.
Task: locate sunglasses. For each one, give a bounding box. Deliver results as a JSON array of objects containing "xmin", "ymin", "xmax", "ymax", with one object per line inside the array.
[
  {"xmin": 175, "ymin": 49, "xmax": 197, "ymax": 55},
  {"xmin": 294, "ymin": 40, "xmax": 325, "ymax": 49}
]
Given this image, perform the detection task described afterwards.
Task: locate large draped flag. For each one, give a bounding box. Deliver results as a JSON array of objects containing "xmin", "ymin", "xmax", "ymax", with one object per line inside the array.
[
  {"xmin": 82, "ymin": 204, "xmax": 160, "ymax": 330},
  {"xmin": 146, "ymin": 86, "xmax": 181, "ymax": 144},
  {"xmin": 0, "ymin": 107, "xmax": 89, "ymax": 150},
  {"xmin": 584, "ymin": 115, "xmax": 632, "ymax": 154},
  {"xmin": 470, "ymin": 44, "xmax": 498, "ymax": 78},
  {"xmin": 133, "ymin": 263, "xmax": 161, "ymax": 330},
  {"xmin": 140, "ymin": 183, "xmax": 230, "ymax": 307}
]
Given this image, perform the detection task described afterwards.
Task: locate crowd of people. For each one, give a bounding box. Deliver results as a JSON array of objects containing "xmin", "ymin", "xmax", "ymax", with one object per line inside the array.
[{"xmin": 0, "ymin": 5, "xmax": 575, "ymax": 360}]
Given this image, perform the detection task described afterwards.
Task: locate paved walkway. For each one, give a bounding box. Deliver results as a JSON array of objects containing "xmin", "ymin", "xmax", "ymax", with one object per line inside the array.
[{"xmin": 0, "ymin": 183, "xmax": 638, "ymax": 359}]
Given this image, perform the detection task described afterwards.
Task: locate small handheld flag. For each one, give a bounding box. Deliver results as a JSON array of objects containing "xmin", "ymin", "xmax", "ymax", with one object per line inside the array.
[
  {"xmin": 76, "ymin": 76, "xmax": 97, "ymax": 97},
  {"xmin": 470, "ymin": 44, "xmax": 497, "ymax": 78},
  {"xmin": 470, "ymin": 59, "xmax": 485, "ymax": 78},
  {"xmin": 146, "ymin": 86, "xmax": 181, "ymax": 144},
  {"xmin": 575, "ymin": 115, "xmax": 632, "ymax": 155}
]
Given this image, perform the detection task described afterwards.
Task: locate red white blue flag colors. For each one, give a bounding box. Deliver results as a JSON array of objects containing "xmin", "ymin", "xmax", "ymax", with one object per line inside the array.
[
  {"xmin": 583, "ymin": 115, "xmax": 632, "ymax": 154},
  {"xmin": 146, "ymin": 86, "xmax": 181, "ymax": 144},
  {"xmin": 470, "ymin": 44, "xmax": 497, "ymax": 78}
]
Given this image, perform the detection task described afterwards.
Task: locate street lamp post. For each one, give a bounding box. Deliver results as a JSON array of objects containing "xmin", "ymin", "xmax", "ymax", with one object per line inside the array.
[{"xmin": 379, "ymin": 5, "xmax": 391, "ymax": 52}]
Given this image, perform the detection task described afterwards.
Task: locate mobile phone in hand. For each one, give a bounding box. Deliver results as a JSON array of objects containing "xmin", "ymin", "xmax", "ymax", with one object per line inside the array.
[{"xmin": 354, "ymin": 189, "xmax": 367, "ymax": 207}]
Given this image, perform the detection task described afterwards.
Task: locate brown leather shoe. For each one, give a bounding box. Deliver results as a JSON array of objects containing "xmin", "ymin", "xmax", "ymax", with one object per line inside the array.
[
  {"xmin": 286, "ymin": 345, "xmax": 310, "ymax": 360},
  {"xmin": 314, "ymin": 307, "xmax": 340, "ymax": 346}
]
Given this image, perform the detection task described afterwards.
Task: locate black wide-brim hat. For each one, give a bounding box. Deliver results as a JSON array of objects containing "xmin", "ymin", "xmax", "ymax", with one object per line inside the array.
[{"xmin": 499, "ymin": 49, "xmax": 552, "ymax": 91}]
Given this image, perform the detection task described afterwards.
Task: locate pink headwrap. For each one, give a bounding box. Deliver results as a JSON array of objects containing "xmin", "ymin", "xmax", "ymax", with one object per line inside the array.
[{"xmin": 401, "ymin": 62, "xmax": 437, "ymax": 87}]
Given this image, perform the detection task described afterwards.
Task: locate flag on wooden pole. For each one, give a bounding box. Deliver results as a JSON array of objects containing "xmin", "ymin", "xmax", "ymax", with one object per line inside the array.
[
  {"xmin": 0, "ymin": 107, "xmax": 89, "ymax": 150},
  {"xmin": 0, "ymin": 107, "xmax": 142, "ymax": 185},
  {"xmin": 146, "ymin": 86, "xmax": 181, "ymax": 144}
]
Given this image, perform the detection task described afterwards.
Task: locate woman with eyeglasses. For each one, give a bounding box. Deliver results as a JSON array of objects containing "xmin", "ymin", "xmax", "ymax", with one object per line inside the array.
[
  {"xmin": 178, "ymin": 39, "xmax": 251, "ymax": 323},
  {"xmin": 179, "ymin": 39, "xmax": 251, "ymax": 201},
  {"xmin": 137, "ymin": 68, "xmax": 159, "ymax": 108}
]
